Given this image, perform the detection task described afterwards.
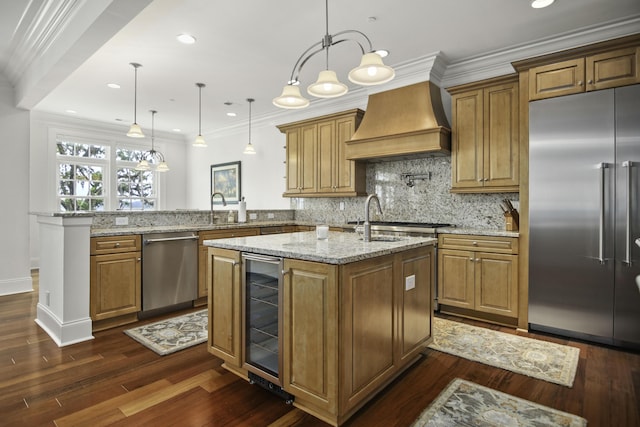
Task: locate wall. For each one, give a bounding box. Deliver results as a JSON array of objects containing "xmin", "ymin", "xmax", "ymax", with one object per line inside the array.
[
  {"xmin": 0, "ymin": 75, "xmax": 32, "ymax": 295},
  {"xmin": 292, "ymin": 156, "xmax": 518, "ymax": 229}
]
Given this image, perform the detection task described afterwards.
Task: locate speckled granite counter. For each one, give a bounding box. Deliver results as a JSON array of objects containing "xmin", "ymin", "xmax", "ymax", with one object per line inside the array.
[
  {"xmin": 90, "ymin": 221, "xmax": 306, "ymax": 237},
  {"xmin": 204, "ymin": 231, "xmax": 436, "ymax": 265},
  {"xmin": 437, "ymin": 227, "xmax": 519, "ymax": 238}
]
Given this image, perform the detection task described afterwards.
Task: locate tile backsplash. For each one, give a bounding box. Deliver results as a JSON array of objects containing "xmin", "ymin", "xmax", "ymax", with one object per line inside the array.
[{"xmin": 291, "ymin": 156, "xmax": 518, "ymax": 229}]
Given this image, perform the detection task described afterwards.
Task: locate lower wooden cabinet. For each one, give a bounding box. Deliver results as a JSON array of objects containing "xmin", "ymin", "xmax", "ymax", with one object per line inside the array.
[
  {"xmin": 438, "ymin": 234, "xmax": 518, "ymax": 324},
  {"xmin": 90, "ymin": 235, "xmax": 141, "ymax": 331}
]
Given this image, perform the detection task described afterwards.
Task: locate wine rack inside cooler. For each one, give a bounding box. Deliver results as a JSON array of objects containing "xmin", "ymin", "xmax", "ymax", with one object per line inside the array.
[{"xmin": 243, "ymin": 254, "xmax": 282, "ymax": 379}]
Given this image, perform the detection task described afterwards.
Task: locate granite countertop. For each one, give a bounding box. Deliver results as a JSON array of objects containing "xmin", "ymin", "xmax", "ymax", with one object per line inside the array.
[
  {"xmin": 437, "ymin": 227, "xmax": 519, "ymax": 238},
  {"xmin": 204, "ymin": 231, "xmax": 436, "ymax": 265},
  {"xmin": 90, "ymin": 221, "xmax": 311, "ymax": 237}
]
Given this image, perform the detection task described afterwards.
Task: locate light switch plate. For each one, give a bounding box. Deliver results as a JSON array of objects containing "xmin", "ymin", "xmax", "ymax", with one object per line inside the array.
[
  {"xmin": 249, "ymin": 213, "xmax": 258, "ymax": 220},
  {"xmin": 405, "ymin": 274, "xmax": 416, "ymax": 291},
  {"xmin": 115, "ymin": 217, "xmax": 129, "ymax": 226},
  {"xmin": 267, "ymin": 213, "xmax": 275, "ymax": 219}
]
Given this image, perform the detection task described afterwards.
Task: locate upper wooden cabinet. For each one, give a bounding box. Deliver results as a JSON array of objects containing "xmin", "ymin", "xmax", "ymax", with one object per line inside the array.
[
  {"xmin": 278, "ymin": 109, "xmax": 366, "ymax": 197},
  {"xmin": 528, "ymin": 47, "xmax": 640, "ymax": 100},
  {"xmin": 448, "ymin": 75, "xmax": 519, "ymax": 193}
]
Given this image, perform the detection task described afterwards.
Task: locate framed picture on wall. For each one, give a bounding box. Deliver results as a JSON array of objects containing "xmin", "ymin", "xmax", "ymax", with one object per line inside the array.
[{"xmin": 210, "ymin": 161, "xmax": 241, "ymax": 204}]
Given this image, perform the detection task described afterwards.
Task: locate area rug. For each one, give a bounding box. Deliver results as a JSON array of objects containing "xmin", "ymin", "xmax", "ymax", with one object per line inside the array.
[
  {"xmin": 428, "ymin": 318, "xmax": 580, "ymax": 387},
  {"xmin": 411, "ymin": 378, "xmax": 587, "ymax": 427},
  {"xmin": 124, "ymin": 309, "xmax": 207, "ymax": 355}
]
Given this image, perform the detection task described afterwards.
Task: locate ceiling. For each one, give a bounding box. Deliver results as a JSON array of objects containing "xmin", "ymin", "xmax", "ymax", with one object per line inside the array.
[{"xmin": 2, "ymin": 0, "xmax": 640, "ymax": 140}]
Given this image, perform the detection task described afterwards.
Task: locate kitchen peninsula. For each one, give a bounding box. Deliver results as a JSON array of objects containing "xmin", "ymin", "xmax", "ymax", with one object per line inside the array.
[{"xmin": 204, "ymin": 231, "xmax": 435, "ymax": 426}]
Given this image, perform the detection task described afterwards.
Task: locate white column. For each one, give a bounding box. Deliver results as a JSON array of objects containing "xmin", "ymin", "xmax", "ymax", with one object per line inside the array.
[{"xmin": 35, "ymin": 214, "xmax": 94, "ymax": 346}]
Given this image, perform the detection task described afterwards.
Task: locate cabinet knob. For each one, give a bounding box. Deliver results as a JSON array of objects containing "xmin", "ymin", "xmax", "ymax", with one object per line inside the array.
[
  {"xmin": 472, "ymin": 241, "xmax": 478, "ymax": 246},
  {"xmin": 469, "ymin": 258, "xmax": 474, "ymax": 261},
  {"xmin": 475, "ymin": 258, "xmax": 480, "ymax": 262},
  {"xmin": 587, "ymin": 79, "xmax": 593, "ymax": 84},
  {"xmin": 577, "ymin": 80, "xmax": 584, "ymax": 86},
  {"xmin": 114, "ymin": 242, "xmax": 120, "ymax": 247},
  {"xmin": 137, "ymin": 257, "xmax": 141, "ymax": 262},
  {"xmin": 282, "ymin": 269, "xmax": 289, "ymax": 276}
]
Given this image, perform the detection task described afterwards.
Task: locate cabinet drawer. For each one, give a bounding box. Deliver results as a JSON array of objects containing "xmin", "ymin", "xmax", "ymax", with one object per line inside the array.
[
  {"xmin": 260, "ymin": 226, "xmax": 297, "ymax": 235},
  {"xmin": 91, "ymin": 235, "xmax": 141, "ymax": 255},
  {"xmin": 199, "ymin": 228, "xmax": 260, "ymax": 244},
  {"xmin": 438, "ymin": 234, "xmax": 518, "ymax": 254}
]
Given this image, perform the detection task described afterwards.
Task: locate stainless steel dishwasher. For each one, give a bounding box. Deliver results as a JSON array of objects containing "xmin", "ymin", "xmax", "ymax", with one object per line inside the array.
[{"xmin": 141, "ymin": 231, "xmax": 198, "ymax": 314}]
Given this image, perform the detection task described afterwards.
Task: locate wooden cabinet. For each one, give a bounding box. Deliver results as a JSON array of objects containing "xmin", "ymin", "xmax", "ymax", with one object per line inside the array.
[
  {"xmin": 198, "ymin": 228, "xmax": 260, "ymax": 300},
  {"xmin": 207, "ymin": 244, "xmax": 434, "ymax": 426},
  {"xmin": 448, "ymin": 75, "xmax": 519, "ymax": 193},
  {"xmin": 438, "ymin": 234, "xmax": 518, "ymax": 324},
  {"xmin": 90, "ymin": 235, "xmax": 141, "ymax": 331},
  {"xmin": 278, "ymin": 109, "xmax": 366, "ymax": 197},
  {"xmin": 207, "ymin": 248, "xmax": 243, "ymax": 369},
  {"xmin": 529, "ymin": 46, "xmax": 640, "ymax": 101}
]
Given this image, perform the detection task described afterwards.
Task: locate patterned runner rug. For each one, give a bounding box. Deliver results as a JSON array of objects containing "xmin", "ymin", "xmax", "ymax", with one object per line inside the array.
[
  {"xmin": 428, "ymin": 318, "xmax": 580, "ymax": 387},
  {"xmin": 411, "ymin": 378, "xmax": 587, "ymax": 426},
  {"xmin": 124, "ymin": 309, "xmax": 207, "ymax": 355}
]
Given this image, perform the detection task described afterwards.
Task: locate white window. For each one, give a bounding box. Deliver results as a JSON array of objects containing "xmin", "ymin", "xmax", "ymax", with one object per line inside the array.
[{"xmin": 55, "ymin": 135, "xmax": 159, "ymax": 211}]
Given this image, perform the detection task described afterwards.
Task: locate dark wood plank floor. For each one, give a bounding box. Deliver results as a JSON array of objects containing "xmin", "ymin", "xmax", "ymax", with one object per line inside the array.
[{"xmin": 1, "ymin": 272, "xmax": 639, "ymax": 426}]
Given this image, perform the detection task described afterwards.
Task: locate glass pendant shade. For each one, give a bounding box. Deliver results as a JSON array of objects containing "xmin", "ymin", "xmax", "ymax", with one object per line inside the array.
[
  {"xmin": 127, "ymin": 123, "xmax": 145, "ymax": 138},
  {"xmin": 348, "ymin": 53, "xmax": 395, "ymax": 86},
  {"xmin": 193, "ymin": 134, "xmax": 207, "ymax": 147},
  {"xmin": 156, "ymin": 161, "xmax": 170, "ymax": 172},
  {"xmin": 243, "ymin": 142, "xmax": 256, "ymax": 155},
  {"xmin": 307, "ymin": 70, "xmax": 348, "ymax": 98},
  {"xmin": 135, "ymin": 159, "xmax": 151, "ymax": 171},
  {"xmin": 531, "ymin": 0, "xmax": 554, "ymax": 8},
  {"xmin": 272, "ymin": 85, "xmax": 310, "ymax": 109}
]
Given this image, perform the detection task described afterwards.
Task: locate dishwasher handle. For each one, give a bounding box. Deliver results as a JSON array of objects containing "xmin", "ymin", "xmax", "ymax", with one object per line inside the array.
[{"xmin": 144, "ymin": 235, "xmax": 198, "ymax": 245}]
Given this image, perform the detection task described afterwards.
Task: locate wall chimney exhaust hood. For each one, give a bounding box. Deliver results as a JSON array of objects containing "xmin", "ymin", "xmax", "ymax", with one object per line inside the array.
[{"xmin": 345, "ymin": 81, "xmax": 451, "ymax": 161}]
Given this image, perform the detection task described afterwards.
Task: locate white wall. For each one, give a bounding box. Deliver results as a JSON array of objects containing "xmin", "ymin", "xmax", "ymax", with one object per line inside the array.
[{"xmin": 0, "ymin": 75, "xmax": 32, "ymax": 295}]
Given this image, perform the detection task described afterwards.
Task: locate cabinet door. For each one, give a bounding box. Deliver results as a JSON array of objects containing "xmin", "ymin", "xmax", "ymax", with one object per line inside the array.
[
  {"xmin": 529, "ymin": 58, "xmax": 585, "ymax": 100},
  {"xmin": 282, "ymin": 259, "xmax": 338, "ymax": 414},
  {"xmin": 335, "ymin": 116, "xmax": 365, "ymax": 194},
  {"xmin": 475, "ymin": 253, "xmax": 518, "ymax": 317},
  {"xmin": 208, "ymin": 248, "xmax": 242, "ymax": 367},
  {"xmin": 284, "ymin": 128, "xmax": 301, "ymax": 193},
  {"xmin": 398, "ymin": 247, "xmax": 434, "ymax": 363},
  {"xmin": 484, "ymin": 82, "xmax": 519, "ymax": 188},
  {"xmin": 299, "ymin": 123, "xmax": 318, "ymax": 194},
  {"xmin": 90, "ymin": 252, "xmax": 141, "ymax": 320},
  {"xmin": 317, "ymin": 120, "xmax": 336, "ymax": 193},
  {"xmin": 451, "ymin": 90, "xmax": 483, "ymax": 189},
  {"xmin": 437, "ymin": 249, "xmax": 474, "ymax": 309},
  {"xmin": 586, "ymin": 47, "xmax": 640, "ymax": 91},
  {"xmin": 339, "ymin": 256, "xmax": 395, "ymax": 415}
]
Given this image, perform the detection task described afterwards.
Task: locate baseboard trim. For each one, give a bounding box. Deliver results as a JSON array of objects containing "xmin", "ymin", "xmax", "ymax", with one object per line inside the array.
[{"xmin": 35, "ymin": 303, "xmax": 94, "ymax": 347}]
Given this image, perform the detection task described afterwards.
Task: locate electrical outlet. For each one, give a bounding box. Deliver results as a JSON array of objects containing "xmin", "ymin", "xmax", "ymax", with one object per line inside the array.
[
  {"xmin": 405, "ymin": 275, "xmax": 416, "ymax": 291},
  {"xmin": 249, "ymin": 213, "xmax": 258, "ymax": 220},
  {"xmin": 339, "ymin": 202, "xmax": 345, "ymax": 210},
  {"xmin": 267, "ymin": 213, "xmax": 275, "ymax": 219},
  {"xmin": 115, "ymin": 217, "xmax": 129, "ymax": 226}
]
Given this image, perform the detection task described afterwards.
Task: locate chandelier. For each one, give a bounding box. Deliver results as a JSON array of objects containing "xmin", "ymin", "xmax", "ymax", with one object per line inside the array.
[
  {"xmin": 126, "ymin": 63, "xmax": 145, "ymax": 137},
  {"xmin": 135, "ymin": 110, "xmax": 169, "ymax": 172},
  {"xmin": 272, "ymin": 0, "xmax": 394, "ymax": 109}
]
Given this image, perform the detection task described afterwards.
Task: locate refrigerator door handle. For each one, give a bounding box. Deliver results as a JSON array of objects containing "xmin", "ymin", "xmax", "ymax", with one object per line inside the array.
[
  {"xmin": 622, "ymin": 161, "xmax": 634, "ymax": 265},
  {"xmin": 598, "ymin": 162, "xmax": 609, "ymax": 264}
]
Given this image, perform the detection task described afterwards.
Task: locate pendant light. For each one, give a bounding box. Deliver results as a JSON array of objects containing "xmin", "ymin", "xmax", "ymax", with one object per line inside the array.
[
  {"xmin": 243, "ymin": 98, "xmax": 256, "ymax": 155},
  {"xmin": 126, "ymin": 63, "xmax": 145, "ymax": 138},
  {"xmin": 193, "ymin": 83, "xmax": 207, "ymax": 147},
  {"xmin": 273, "ymin": 0, "xmax": 394, "ymax": 109},
  {"xmin": 135, "ymin": 110, "xmax": 169, "ymax": 172}
]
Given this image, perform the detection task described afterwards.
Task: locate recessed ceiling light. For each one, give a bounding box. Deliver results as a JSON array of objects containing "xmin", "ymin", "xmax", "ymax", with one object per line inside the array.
[
  {"xmin": 226, "ymin": 112, "xmax": 237, "ymax": 117},
  {"xmin": 531, "ymin": 0, "xmax": 555, "ymax": 8},
  {"xmin": 65, "ymin": 109, "xmax": 77, "ymax": 114},
  {"xmin": 172, "ymin": 128, "xmax": 181, "ymax": 132},
  {"xmin": 107, "ymin": 83, "xmax": 120, "ymax": 89},
  {"xmin": 177, "ymin": 33, "xmax": 196, "ymax": 44}
]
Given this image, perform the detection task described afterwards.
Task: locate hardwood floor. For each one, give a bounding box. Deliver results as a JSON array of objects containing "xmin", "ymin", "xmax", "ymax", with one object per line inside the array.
[{"xmin": 1, "ymin": 272, "xmax": 639, "ymax": 426}]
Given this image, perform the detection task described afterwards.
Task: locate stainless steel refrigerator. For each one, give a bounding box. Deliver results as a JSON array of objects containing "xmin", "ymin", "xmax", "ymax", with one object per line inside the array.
[{"xmin": 529, "ymin": 84, "xmax": 640, "ymax": 348}]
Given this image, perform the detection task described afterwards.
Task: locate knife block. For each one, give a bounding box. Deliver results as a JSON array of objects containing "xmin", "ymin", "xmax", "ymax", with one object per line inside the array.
[{"xmin": 504, "ymin": 211, "xmax": 519, "ymax": 231}]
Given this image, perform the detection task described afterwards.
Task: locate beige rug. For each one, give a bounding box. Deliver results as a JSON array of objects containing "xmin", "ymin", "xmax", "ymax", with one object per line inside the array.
[
  {"xmin": 428, "ymin": 318, "xmax": 580, "ymax": 387},
  {"xmin": 412, "ymin": 378, "xmax": 587, "ymax": 426},
  {"xmin": 124, "ymin": 309, "xmax": 207, "ymax": 355}
]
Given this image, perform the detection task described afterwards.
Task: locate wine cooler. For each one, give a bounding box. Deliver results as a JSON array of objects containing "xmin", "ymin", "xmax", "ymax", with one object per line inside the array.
[{"xmin": 242, "ymin": 253, "xmax": 292, "ymax": 401}]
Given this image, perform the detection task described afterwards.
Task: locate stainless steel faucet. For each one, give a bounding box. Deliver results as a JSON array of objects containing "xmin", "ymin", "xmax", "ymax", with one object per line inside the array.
[
  {"xmin": 363, "ymin": 194, "xmax": 382, "ymax": 242},
  {"xmin": 210, "ymin": 192, "xmax": 227, "ymax": 224}
]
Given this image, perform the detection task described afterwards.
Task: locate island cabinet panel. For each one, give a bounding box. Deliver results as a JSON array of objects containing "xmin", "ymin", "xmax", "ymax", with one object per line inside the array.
[
  {"xmin": 207, "ymin": 248, "xmax": 243, "ymax": 369},
  {"xmin": 340, "ymin": 257, "xmax": 395, "ymax": 415},
  {"xmin": 282, "ymin": 259, "xmax": 339, "ymax": 416},
  {"xmin": 398, "ymin": 249, "xmax": 434, "ymax": 361},
  {"xmin": 90, "ymin": 235, "xmax": 141, "ymax": 331}
]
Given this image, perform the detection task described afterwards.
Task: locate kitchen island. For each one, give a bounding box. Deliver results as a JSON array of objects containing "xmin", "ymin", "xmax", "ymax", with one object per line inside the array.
[{"xmin": 204, "ymin": 231, "xmax": 436, "ymax": 426}]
